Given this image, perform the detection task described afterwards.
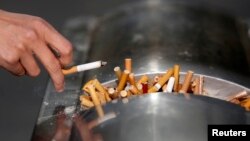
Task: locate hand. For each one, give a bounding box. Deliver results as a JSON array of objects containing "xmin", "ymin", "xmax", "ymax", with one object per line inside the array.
[{"xmin": 0, "ymin": 10, "xmax": 72, "ymax": 92}]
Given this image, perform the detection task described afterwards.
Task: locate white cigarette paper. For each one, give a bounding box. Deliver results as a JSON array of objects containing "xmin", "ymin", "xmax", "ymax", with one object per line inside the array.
[
  {"xmin": 77, "ymin": 61, "xmax": 107, "ymax": 72},
  {"xmin": 164, "ymin": 77, "xmax": 175, "ymax": 93}
]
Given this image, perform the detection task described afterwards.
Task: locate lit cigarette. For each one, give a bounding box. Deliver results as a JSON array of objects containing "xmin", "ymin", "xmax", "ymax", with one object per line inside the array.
[
  {"xmin": 165, "ymin": 77, "xmax": 175, "ymax": 93},
  {"xmin": 125, "ymin": 58, "xmax": 132, "ymax": 72},
  {"xmin": 93, "ymin": 79, "xmax": 111, "ymax": 102},
  {"xmin": 179, "ymin": 71, "xmax": 193, "ymax": 93},
  {"xmin": 80, "ymin": 96, "xmax": 94, "ymax": 108},
  {"xmin": 62, "ymin": 60, "xmax": 107, "ymax": 75},
  {"xmin": 114, "ymin": 66, "xmax": 122, "ymax": 81},
  {"xmin": 148, "ymin": 68, "xmax": 174, "ymax": 93},
  {"xmin": 173, "ymin": 65, "xmax": 180, "ymax": 92},
  {"xmin": 117, "ymin": 70, "xmax": 130, "ymax": 91}
]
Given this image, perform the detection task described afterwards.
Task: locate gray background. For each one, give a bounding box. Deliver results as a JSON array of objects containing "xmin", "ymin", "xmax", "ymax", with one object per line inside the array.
[{"xmin": 0, "ymin": 0, "xmax": 250, "ymax": 141}]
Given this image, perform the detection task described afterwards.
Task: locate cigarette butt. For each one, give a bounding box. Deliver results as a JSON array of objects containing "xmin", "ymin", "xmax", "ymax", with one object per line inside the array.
[
  {"xmin": 82, "ymin": 80, "xmax": 94, "ymax": 94},
  {"xmin": 162, "ymin": 84, "xmax": 167, "ymax": 92},
  {"xmin": 136, "ymin": 83, "xmax": 143, "ymax": 94},
  {"xmin": 148, "ymin": 68, "xmax": 174, "ymax": 93},
  {"xmin": 153, "ymin": 75, "xmax": 160, "ymax": 83},
  {"xmin": 120, "ymin": 90, "xmax": 128, "ymax": 98},
  {"xmin": 142, "ymin": 82, "xmax": 148, "ymax": 94},
  {"xmin": 179, "ymin": 71, "xmax": 193, "ymax": 94},
  {"xmin": 127, "ymin": 90, "xmax": 132, "ymax": 97},
  {"xmin": 117, "ymin": 70, "xmax": 130, "ymax": 91},
  {"xmin": 97, "ymin": 92, "xmax": 106, "ymax": 104},
  {"xmin": 230, "ymin": 98, "xmax": 241, "ymax": 104},
  {"xmin": 227, "ymin": 90, "xmax": 248, "ymax": 101},
  {"xmin": 95, "ymin": 105, "xmax": 105, "ymax": 118},
  {"xmin": 173, "ymin": 65, "xmax": 180, "ymax": 92},
  {"xmin": 125, "ymin": 58, "xmax": 132, "ymax": 72},
  {"xmin": 193, "ymin": 77, "xmax": 200, "ymax": 94},
  {"xmin": 80, "ymin": 96, "xmax": 94, "ymax": 108},
  {"xmin": 129, "ymin": 85, "xmax": 139, "ymax": 95},
  {"xmin": 165, "ymin": 77, "xmax": 175, "ymax": 93},
  {"xmin": 199, "ymin": 75, "xmax": 204, "ymax": 94},
  {"xmin": 128, "ymin": 73, "xmax": 136, "ymax": 86},
  {"xmin": 87, "ymin": 84, "xmax": 101, "ymax": 106},
  {"xmin": 108, "ymin": 88, "xmax": 115, "ymax": 95},
  {"xmin": 137, "ymin": 75, "xmax": 149, "ymax": 86},
  {"xmin": 62, "ymin": 61, "xmax": 107, "ymax": 75},
  {"xmin": 80, "ymin": 95, "xmax": 91, "ymax": 101},
  {"xmin": 242, "ymin": 99, "xmax": 250, "ymax": 110},
  {"xmin": 114, "ymin": 66, "xmax": 122, "ymax": 81},
  {"xmin": 93, "ymin": 79, "xmax": 111, "ymax": 102}
]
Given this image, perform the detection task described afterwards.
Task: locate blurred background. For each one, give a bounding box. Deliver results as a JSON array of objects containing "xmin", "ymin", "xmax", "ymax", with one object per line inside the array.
[{"xmin": 1, "ymin": 0, "xmax": 250, "ymax": 141}]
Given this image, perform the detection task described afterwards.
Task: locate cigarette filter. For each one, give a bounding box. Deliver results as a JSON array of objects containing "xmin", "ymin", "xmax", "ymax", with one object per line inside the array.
[
  {"xmin": 125, "ymin": 58, "xmax": 132, "ymax": 72},
  {"xmin": 114, "ymin": 66, "xmax": 122, "ymax": 81},
  {"xmin": 179, "ymin": 71, "xmax": 194, "ymax": 93},
  {"xmin": 137, "ymin": 75, "xmax": 149, "ymax": 86},
  {"xmin": 199, "ymin": 75, "xmax": 204, "ymax": 94},
  {"xmin": 80, "ymin": 96, "xmax": 94, "ymax": 108},
  {"xmin": 93, "ymin": 79, "xmax": 111, "ymax": 102},
  {"xmin": 117, "ymin": 70, "xmax": 130, "ymax": 91},
  {"xmin": 148, "ymin": 68, "xmax": 174, "ymax": 93},
  {"xmin": 62, "ymin": 60, "xmax": 107, "ymax": 75},
  {"xmin": 173, "ymin": 65, "xmax": 180, "ymax": 92},
  {"xmin": 87, "ymin": 85, "xmax": 101, "ymax": 106},
  {"xmin": 193, "ymin": 77, "xmax": 200, "ymax": 94}
]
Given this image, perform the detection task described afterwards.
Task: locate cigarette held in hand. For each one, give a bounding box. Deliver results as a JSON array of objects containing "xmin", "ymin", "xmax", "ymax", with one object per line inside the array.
[{"xmin": 62, "ymin": 60, "xmax": 107, "ymax": 75}]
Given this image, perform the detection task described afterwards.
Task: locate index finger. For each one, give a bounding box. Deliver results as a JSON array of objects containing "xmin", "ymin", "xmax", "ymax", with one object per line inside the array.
[{"xmin": 35, "ymin": 19, "xmax": 73, "ymax": 66}]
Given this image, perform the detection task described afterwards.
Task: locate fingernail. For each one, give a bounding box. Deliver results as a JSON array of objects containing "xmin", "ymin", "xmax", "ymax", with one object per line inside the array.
[{"xmin": 58, "ymin": 81, "xmax": 65, "ymax": 93}]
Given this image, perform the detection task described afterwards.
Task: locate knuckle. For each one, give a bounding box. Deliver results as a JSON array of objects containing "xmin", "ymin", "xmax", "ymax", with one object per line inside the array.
[
  {"xmin": 62, "ymin": 42, "xmax": 73, "ymax": 56},
  {"xmin": 4, "ymin": 54, "xmax": 19, "ymax": 64},
  {"xmin": 15, "ymin": 42, "xmax": 26, "ymax": 52},
  {"xmin": 23, "ymin": 29, "xmax": 38, "ymax": 42},
  {"xmin": 32, "ymin": 17, "xmax": 47, "ymax": 28},
  {"xmin": 15, "ymin": 66, "xmax": 25, "ymax": 76}
]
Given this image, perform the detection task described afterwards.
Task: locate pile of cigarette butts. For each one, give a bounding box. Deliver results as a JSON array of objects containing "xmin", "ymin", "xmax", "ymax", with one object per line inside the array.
[{"xmin": 79, "ymin": 58, "xmax": 250, "ymax": 111}]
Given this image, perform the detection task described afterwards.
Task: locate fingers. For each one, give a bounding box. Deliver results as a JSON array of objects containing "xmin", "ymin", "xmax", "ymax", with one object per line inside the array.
[
  {"xmin": 20, "ymin": 51, "xmax": 40, "ymax": 77},
  {"xmin": 0, "ymin": 46, "xmax": 26, "ymax": 76},
  {"xmin": 33, "ymin": 18, "xmax": 73, "ymax": 66},
  {"xmin": 33, "ymin": 41, "xmax": 65, "ymax": 92},
  {"xmin": 0, "ymin": 60, "xmax": 25, "ymax": 76},
  {"xmin": 45, "ymin": 30, "xmax": 73, "ymax": 67}
]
